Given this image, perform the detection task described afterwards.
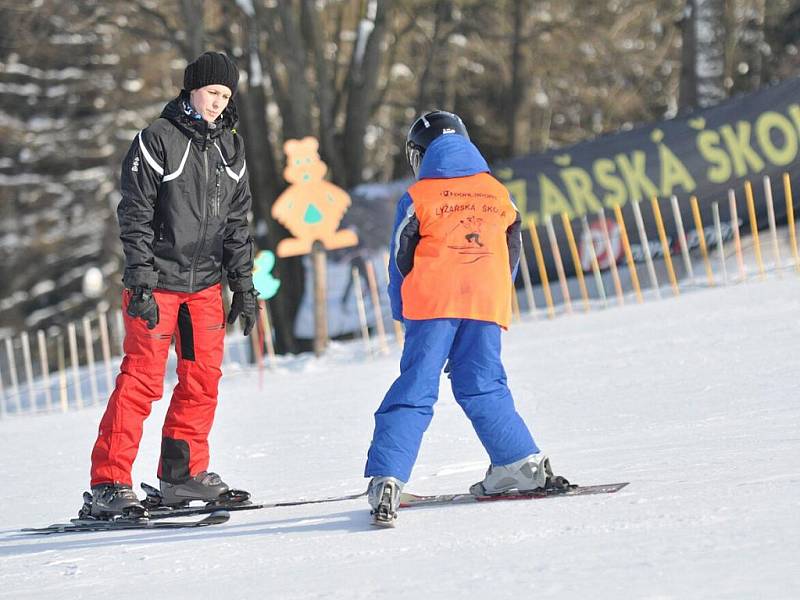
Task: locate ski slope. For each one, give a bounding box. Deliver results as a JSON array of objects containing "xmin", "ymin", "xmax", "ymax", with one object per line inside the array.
[{"xmin": 1, "ymin": 276, "xmax": 799, "ymax": 599}]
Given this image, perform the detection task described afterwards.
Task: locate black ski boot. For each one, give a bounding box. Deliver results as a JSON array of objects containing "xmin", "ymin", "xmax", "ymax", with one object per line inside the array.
[
  {"xmin": 87, "ymin": 484, "xmax": 146, "ymax": 519},
  {"xmin": 159, "ymin": 471, "xmax": 230, "ymax": 507}
]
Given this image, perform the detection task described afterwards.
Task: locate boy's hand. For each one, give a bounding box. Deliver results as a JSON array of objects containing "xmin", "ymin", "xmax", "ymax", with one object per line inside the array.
[
  {"xmin": 227, "ymin": 289, "xmax": 260, "ymax": 336},
  {"xmin": 127, "ymin": 287, "xmax": 159, "ymax": 329}
]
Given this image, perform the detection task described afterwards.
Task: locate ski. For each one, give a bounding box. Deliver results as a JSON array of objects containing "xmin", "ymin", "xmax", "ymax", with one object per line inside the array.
[
  {"xmin": 399, "ymin": 482, "xmax": 629, "ymax": 508},
  {"xmin": 22, "ymin": 487, "xmax": 367, "ymax": 534},
  {"xmin": 139, "ymin": 481, "xmax": 368, "ymax": 519},
  {"xmin": 22, "ymin": 510, "xmax": 230, "ymax": 535}
]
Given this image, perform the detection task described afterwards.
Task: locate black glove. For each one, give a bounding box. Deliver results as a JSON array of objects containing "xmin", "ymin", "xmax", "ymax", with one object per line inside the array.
[
  {"xmin": 127, "ymin": 287, "xmax": 159, "ymax": 330},
  {"xmin": 227, "ymin": 289, "xmax": 260, "ymax": 336}
]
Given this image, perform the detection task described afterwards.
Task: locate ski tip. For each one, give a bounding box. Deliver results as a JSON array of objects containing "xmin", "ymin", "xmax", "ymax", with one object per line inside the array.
[
  {"xmin": 21, "ymin": 525, "xmax": 68, "ymax": 534},
  {"xmin": 203, "ymin": 509, "xmax": 231, "ymax": 525}
]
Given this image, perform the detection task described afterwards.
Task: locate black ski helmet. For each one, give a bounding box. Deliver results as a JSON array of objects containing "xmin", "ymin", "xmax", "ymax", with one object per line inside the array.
[{"xmin": 405, "ymin": 110, "xmax": 469, "ymax": 175}]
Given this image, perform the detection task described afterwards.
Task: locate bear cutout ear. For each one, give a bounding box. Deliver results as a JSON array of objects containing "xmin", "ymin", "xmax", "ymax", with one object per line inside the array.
[
  {"xmin": 283, "ymin": 139, "xmax": 299, "ymax": 156},
  {"xmin": 299, "ymin": 136, "xmax": 319, "ymax": 154}
]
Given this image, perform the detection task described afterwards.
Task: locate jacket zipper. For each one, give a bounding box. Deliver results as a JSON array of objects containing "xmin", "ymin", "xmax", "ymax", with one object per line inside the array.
[
  {"xmin": 214, "ymin": 166, "xmax": 222, "ymax": 217},
  {"xmin": 189, "ymin": 136, "xmax": 210, "ymax": 292}
]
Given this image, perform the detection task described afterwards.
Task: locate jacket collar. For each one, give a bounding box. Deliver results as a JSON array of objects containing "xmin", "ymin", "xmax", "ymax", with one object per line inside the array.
[
  {"xmin": 160, "ymin": 91, "xmax": 238, "ymax": 147},
  {"xmin": 417, "ymin": 135, "xmax": 490, "ymax": 179}
]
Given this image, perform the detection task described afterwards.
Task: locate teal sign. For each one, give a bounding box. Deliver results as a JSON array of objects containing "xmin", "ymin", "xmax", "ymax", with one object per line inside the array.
[{"xmin": 253, "ymin": 250, "xmax": 280, "ymax": 299}]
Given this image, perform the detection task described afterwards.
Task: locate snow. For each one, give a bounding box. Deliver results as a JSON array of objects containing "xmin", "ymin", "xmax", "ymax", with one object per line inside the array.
[
  {"xmin": 1, "ymin": 63, "xmax": 85, "ymax": 81},
  {"xmin": 63, "ymin": 167, "xmax": 111, "ymax": 184},
  {"xmin": 1, "ymin": 276, "xmax": 800, "ymax": 599},
  {"xmin": 248, "ymin": 52, "xmax": 263, "ymax": 88},
  {"xmin": 0, "ymin": 83, "xmax": 42, "ymax": 96},
  {"xmin": 0, "ymin": 174, "xmax": 49, "ymax": 186},
  {"xmin": 235, "ymin": 0, "xmax": 255, "ymax": 17}
]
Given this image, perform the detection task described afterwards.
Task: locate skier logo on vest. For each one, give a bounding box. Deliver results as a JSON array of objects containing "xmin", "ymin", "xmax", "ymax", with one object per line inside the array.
[{"xmin": 446, "ymin": 215, "xmax": 494, "ymax": 264}]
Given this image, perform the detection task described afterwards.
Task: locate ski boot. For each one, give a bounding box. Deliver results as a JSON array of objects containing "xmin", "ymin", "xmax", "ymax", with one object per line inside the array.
[
  {"xmin": 85, "ymin": 484, "xmax": 147, "ymax": 520},
  {"xmin": 158, "ymin": 471, "xmax": 233, "ymax": 507},
  {"xmin": 368, "ymin": 476, "xmax": 403, "ymax": 528},
  {"xmin": 469, "ymin": 453, "xmax": 571, "ymax": 496}
]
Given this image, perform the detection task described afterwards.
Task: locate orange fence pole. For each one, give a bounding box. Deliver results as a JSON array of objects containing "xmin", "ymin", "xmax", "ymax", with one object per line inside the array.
[
  {"xmin": 528, "ymin": 218, "xmax": 555, "ymax": 318},
  {"xmin": 613, "ymin": 205, "xmax": 643, "ymax": 303}
]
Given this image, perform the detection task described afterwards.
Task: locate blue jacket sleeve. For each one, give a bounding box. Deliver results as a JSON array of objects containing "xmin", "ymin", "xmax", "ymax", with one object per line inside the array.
[{"xmin": 388, "ymin": 192, "xmax": 417, "ymax": 321}]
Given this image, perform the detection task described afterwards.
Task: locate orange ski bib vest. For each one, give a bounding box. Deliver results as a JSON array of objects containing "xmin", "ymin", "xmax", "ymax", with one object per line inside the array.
[{"xmin": 401, "ymin": 172, "xmax": 516, "ymax": 328}]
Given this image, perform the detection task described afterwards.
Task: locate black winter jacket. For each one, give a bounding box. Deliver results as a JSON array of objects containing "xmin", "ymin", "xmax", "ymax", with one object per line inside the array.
[{"xmin": 118, "ymin": 92, "xmax": 254, "ymax": 294}]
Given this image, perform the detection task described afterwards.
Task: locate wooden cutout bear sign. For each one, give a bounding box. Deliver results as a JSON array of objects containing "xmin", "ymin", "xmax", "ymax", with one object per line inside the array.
[{"xmin": 271, "ymin": 137, "xmax": 359, "ymax": 257}]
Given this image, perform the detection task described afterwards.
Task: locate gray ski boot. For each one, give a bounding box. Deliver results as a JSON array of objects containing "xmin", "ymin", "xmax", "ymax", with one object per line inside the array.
[
  {"xmin": 159, "ymin": 471, "xmax": 230, "ymax": 506},
  {"xmin": 368, "ymin": 476, "xmax": 403, "ymax": 527},
  {"xmin": 90, "ymin": 484, "xmax": 146, "ymax": 519},
  {"xmin": 470, "ymin": 453, "xmax": 560, "ymax": 496}
]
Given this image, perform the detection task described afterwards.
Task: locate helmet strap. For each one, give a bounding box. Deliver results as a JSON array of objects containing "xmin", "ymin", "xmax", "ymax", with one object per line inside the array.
[{"xmin": 408, "ymin": 147, "xmax": 423, "ymax": 178}]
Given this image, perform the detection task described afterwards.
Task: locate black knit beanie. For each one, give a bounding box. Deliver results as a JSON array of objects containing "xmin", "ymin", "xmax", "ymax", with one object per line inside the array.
[{"xmin": 183, "ymin": 52, "xmax": 239, "ymax": 95}]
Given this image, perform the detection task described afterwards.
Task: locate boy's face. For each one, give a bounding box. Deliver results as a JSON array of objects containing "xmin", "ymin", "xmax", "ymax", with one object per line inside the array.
[{"xmin": 189, "ymin": 84, "xmax": 232, "ymax": 123}]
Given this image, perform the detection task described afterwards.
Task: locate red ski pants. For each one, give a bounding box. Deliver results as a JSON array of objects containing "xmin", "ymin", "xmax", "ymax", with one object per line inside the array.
[{"xmin": 90, "ymin": 284, "xmax": 226, "ymax": 487}]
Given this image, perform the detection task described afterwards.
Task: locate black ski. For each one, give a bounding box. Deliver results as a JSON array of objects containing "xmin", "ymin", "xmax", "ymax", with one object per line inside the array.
[
  {"xmin": 22, "ymin": 486, "xmax": 369, "ymax": 534},
  {"xmin": 22, "ymin": 510, "xmax": 230, "ymax": 535},
  {"xmin": 399, "ymin": 482, "xmax": 629, "ymax": 508},
  {"xmin": 140, "ymin": 481, "xmax": 367, "ymax": 519}
]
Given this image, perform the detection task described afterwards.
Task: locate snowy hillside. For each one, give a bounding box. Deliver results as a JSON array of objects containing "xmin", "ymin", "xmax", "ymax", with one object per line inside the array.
[{"xmin": 1, "ymin": 276, "xmax": 799, "ymax": 599}]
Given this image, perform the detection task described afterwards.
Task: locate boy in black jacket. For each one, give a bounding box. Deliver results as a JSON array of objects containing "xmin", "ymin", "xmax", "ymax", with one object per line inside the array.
[{"xmin": 89, "ymin": 52, "xmax": 258, "ymax": 517}]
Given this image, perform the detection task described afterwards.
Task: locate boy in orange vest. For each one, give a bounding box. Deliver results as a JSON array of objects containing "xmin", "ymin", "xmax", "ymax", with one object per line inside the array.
[{"xmin": 364, "ymin": 111, "xmax": 565, "ymax": 526}]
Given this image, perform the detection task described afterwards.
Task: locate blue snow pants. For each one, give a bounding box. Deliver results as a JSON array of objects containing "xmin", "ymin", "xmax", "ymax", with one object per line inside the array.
[{"xmin": 364, "ymin": 318, "xmax": 539, "ymax": 483}]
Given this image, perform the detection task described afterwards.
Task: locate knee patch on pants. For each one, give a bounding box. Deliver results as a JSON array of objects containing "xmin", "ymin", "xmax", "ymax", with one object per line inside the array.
[{"xmin": 160, "ymin": 437, "xmax": 191, "ymax": 483}]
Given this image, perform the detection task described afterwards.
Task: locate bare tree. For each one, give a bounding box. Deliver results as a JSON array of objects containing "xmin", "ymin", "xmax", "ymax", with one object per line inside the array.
[
  {"xmin": 732, "ymin": 0, "xmax": 767, "ymax": 91},
  {"xmin": 413, "ymin": 1, "xmax": 457, "ymax": 112},
  {"xmin": 180, "ymin": 0, "xmax": 206, "ymax": 58},
  {"xmin": 680, "ymin": 0, "xmax": 726, "ymax": 109},
  {"xmin": 341, "ymin": 0, "xmax": 394, "ymax": 188},
  {"xmin": 301, "ymin": 0, "xmax": 346, "ymax": 182},
  {"xmin": 507, "ymin": 0, "xmax": 533, "ymax": 156}
]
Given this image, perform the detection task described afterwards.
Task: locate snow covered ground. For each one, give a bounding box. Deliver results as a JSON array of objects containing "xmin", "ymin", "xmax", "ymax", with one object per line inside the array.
[{"xmin": 1, "ymin": 274, "xmax": 799, "ymax": 599}]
